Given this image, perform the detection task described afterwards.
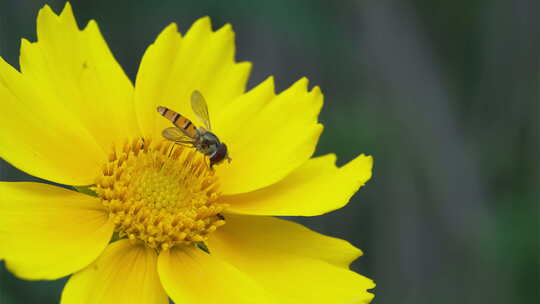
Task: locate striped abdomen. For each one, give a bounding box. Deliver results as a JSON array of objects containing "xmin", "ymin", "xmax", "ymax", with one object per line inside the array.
[{"xmin": 157, "ymin": 106, "xmax": 198, "ymax": 138}]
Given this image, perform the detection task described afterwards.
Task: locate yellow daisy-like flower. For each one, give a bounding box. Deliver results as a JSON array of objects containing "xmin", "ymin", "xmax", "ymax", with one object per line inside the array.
[{"xmin": 0, "ymin": 3, "xmax": 374, "ymax": 304}]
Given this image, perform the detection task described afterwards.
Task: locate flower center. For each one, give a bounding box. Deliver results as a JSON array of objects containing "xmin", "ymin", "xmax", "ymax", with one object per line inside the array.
[{"xmin": 94, "ymin": 138, "xmax": 226, "ymax": 251}]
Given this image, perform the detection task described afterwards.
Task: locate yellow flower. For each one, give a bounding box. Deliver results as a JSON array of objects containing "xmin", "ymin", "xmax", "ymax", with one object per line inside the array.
[{"xmin": 0, "ymin": 3, "xmax": 375, "ymax": 304}]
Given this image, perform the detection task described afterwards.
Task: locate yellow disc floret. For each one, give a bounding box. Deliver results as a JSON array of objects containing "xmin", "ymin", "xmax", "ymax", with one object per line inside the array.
[{"xmin": 94, "ymin": 138, "xmax": 227, "ymax": 251}]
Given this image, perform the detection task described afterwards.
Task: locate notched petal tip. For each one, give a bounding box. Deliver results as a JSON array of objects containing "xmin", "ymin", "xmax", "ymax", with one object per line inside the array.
[
  {"xmin": 61, "ymin": 1, "xmax": 74, "ymax": 14},
  {"xmin": 291, "ymin": 76, "xmax": 309, "ymax": 92},
  {"xmin": 59, "ymin": 2, "xmax": 77, "ymax": 24},
  {"xmin": 82, "ymin": 19, "xmax": 99, "ymax": 31},
  {"xmin": 37, "ymin": 2, "xmax": 77, "ymax": 31},
  {"xmin": 245, "ymin": 75, "xmax": 276, "ymax": 97},
  {"xmin": 187, "ymin": 16, "xmax": 212, "ymax": 34},
  {"xmin": 217, "ymin": 22, "xmax": 233, "ymax": 34},
  {"xmin": 348, "ymin": 154, "xmax": 374, "ymax": 184},
  {"xmin": 290, "ymin": 77, "xmax": 324, "ymax": 96},
  {"xmin": 232, "ymin": 60, "xmax": 252, "ymax": 76},
  {"xmin": 142, "ymin": 23, "xmax": 181, "ymax": 56},
  {"xmin": 37, "ymin": 4, "xmax": 55, "ymax": 19},
  {"xmin": 162, "ymin": 22, "xmax": 179, "ymax": 35},
  {"xmin": 280, "ymin": 78, "xmax": 325, "ymax": 109},
  {"xmin": 19, "ymin": 37, "xmax": 32, "ymax": 48},
  {"xmin": 264, "ymin": 75, "xmax": 276, "ymax": 91},
  {"xmin": 311, "ymin": 84, "xmax": 322, "ymax": 95}
]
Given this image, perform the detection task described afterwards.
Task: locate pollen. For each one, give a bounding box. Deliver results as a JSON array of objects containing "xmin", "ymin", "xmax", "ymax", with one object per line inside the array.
[{"xmin": 94, "ymin": 138, "xmax": 227, "ymax": 251}]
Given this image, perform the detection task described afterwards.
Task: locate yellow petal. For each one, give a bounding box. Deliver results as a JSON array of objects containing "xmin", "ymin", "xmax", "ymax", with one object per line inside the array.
[
  {"xmin": 218, "ymin": 214, "xmax": 362, "ymax": 268},
  {"xmin": 157, "ymin": 246, "xmax": 274, "ymax": 304},
  {"xmin": 134, "ymin": 18, "xmax": 251, "ymax": 138},
  {"xmin": 208, "ymin": 214, "xmax": 375, "ymax": 303},
  {"xmin": 61, "ymin": 240, "xmax": 167, "ymax": 304},
  {"xmin": 27, "ymin": 3, "xmax": 138, "ymax": 147},
  {"xmin": 0, "ymin": 3, "xmax": 136, "ymax": 185},
  {"xmin": 0, "ymin": 57, "xmax": 106, "ymax": 185},
  {"xmin": 222, "ymin": 153, "xmax": 373, "ymax": 216},
  {"xmin": 215, "ymin": 77, "xmax": 324, "ymax": 194},
  {"xmin": 0, "ymin": 182, "xmax": 114, "ymax": 280}
]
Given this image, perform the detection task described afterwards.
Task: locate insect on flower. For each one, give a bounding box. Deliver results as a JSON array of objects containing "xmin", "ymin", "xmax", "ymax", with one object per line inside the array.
[
  {"xmin": 0, "ymin": 3, "xmax": 376, "ymax": 303},
  {"xmin": 158, "ymin": 90, "xmax": 231, "ymax": 168}
]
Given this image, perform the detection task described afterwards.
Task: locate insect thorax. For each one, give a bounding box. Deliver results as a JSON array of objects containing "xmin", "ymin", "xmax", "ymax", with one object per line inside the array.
[{"xmin": 196, "ymin": 131, "xmax": 220, "ymax": 155}]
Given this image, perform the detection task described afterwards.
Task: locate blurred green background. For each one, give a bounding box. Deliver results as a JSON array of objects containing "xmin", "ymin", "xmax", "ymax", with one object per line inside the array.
[{"xmin": 0, "ymin": 0, "xmax": 538, "ymax": 303}]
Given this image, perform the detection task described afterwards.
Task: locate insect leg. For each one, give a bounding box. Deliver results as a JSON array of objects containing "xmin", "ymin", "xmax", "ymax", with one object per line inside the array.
[
  {"xmin": 167, "ymin": 143, "xmax": 175, "ymax": 157},
  {"xmin": 195, "ymin": 242, "xmax": 210, "ymax": 254}
]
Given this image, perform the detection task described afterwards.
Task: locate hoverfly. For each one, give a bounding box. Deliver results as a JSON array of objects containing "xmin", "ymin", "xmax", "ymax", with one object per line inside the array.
[{"xmin": 157, "ymin": 90, "xmax": 231, "ymax": 168}]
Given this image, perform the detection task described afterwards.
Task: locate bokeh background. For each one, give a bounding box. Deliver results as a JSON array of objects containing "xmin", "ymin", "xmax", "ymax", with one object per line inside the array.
[{"xmin": 0, "ymin": 0, "xmax": 538, "ymax": 303}]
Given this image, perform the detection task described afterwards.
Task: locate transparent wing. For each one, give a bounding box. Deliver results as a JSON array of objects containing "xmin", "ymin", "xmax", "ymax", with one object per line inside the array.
[
  {"xmin": 191, "ymin": 90, "xmax": 212, "ymax": 130},
  {"xmin": 162, "ymin": 127, "xmax": 195, "ymax": 145}
]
